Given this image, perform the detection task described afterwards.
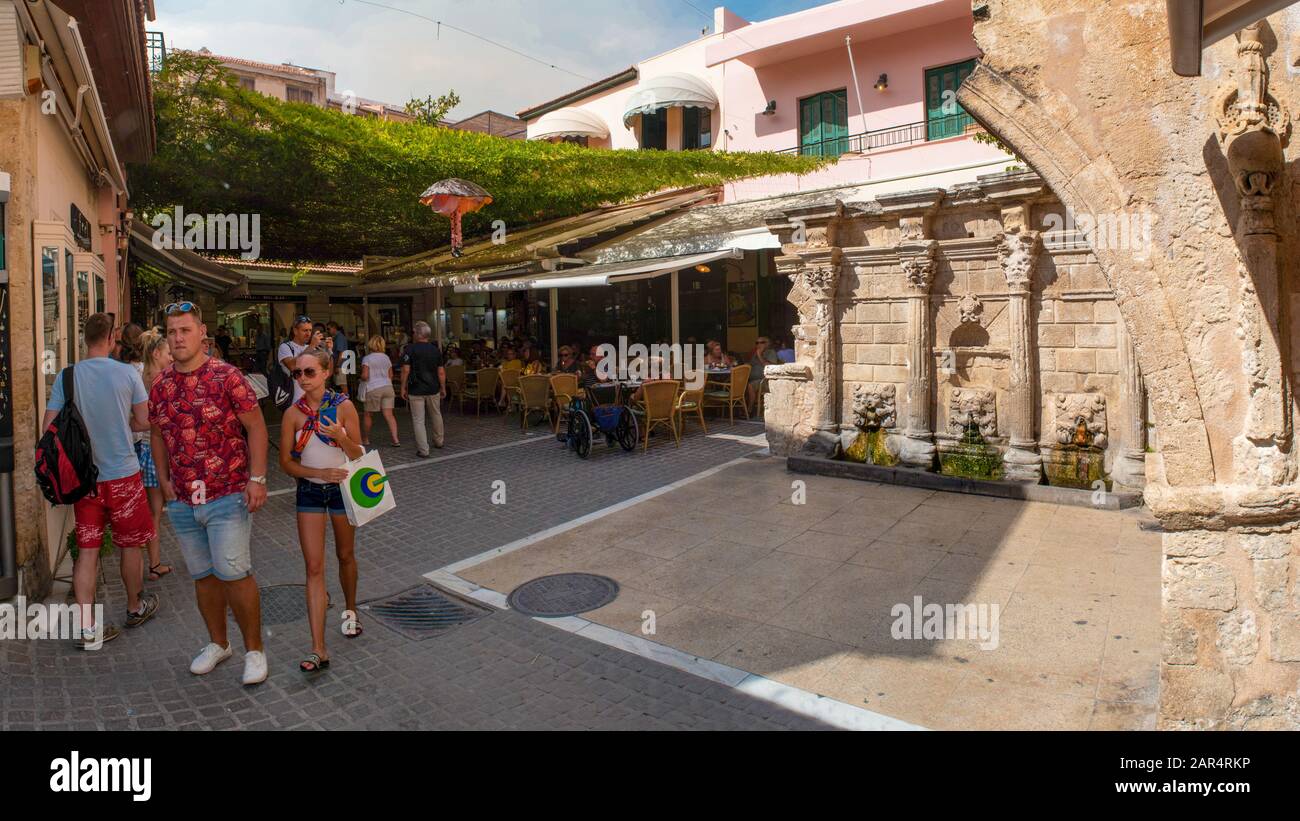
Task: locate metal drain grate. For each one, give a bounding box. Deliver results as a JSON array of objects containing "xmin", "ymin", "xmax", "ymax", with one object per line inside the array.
[
  {"xmin": 507, "ymin": 573, "xmax": 619, "ymax": 618},
  {"xmin": 258, "ymin": 584, "xmax": 329, "ymax": 626},
  {"xmin": 359, "ymin": 585, "xmax": 491, "ymax": 640}
]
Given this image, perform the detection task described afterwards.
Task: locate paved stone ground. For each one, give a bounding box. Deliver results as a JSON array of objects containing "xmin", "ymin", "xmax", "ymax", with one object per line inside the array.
[
  {"xmin": 459, "ymin": 459, "xmax": 1164, "ymax": 730},
  {"xmin": 2, "ymin": 406, "xmax": 832, "ymax": 730}
]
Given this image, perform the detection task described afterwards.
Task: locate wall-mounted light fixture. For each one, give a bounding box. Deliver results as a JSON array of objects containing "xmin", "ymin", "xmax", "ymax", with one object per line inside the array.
[
  {"xmin": 874, "ymin": 73, "xmax": 888, "ymax": 92},
  {"xmin": 761, "ymin": 99, "xmax": 776, "ymax": 116},
  {"xmin": 695, "ymin": 264, "xmax": 712, "ymax": 273}
]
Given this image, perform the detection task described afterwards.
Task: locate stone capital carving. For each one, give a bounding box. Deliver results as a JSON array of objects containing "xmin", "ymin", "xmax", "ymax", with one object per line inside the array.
[
  {"xmin": 948, "ymin": 387, "xmax": 997, "ymax": 438},
  {"xmin": 852, "ymin": 383, "xmax": 897, "ymax": 430},
  {"xmin": 997, "ymin": 230, "xmax": 1041, "ymax": 291},
  {"xmin": 793, "ymin": 263, "xmax": 839, "ymax": 301},
  {"xmin": 1214, "ymin": 23, "xmax": 1290, "ymax": 232},
  {"xmin": 899, "ymin": 240, "xmax": 939, "ymax": 292},
  {"xmin": 957, "ymin": 293, "xmax": 983, "ymax": 325}
]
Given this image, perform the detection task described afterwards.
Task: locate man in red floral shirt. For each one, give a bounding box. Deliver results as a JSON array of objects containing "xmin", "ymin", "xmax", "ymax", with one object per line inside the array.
[{"xmin": 149, "ymin": 302, "xmax": 272, "ymax": 686}]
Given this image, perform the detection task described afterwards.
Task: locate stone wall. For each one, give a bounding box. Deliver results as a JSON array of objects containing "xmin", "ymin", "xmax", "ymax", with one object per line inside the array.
[
  {"xmin": 956, "ymin": 2, "xmax": 1300, "ymax": 727},
  {"xmin": 767, "ymin": 173, "xmax": 1143, "ymax": 489}
]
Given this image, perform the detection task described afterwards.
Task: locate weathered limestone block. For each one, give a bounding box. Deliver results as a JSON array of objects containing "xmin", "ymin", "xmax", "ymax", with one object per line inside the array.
[
  {"xmin": 1269, "ymin": 611, "xmax": 1300, "ymax": 661},
  {"xmin": 1165, "ymin": 558, "xmax": 1237, "ymax": 611},
  {"xmin": 1216, "ymin": 609, "xmax": 1260, "ymax": 666},
  {"xmin": 1253, "ymin": 559, "xmax": 1290, "ymax": 611},
  {"xmin": 1163, "ymin": 613, "xmax": 1200, "ymax": 665},
  {"xmin": 1159, "ymin": 666, "xmax": 1237, "ymax": 729},
  {"xmin": 1164, "ymin": 530, "xmax": 1226, "ymax": 558},
  {"xmin": 762, "ymin": 363, "xmax": 815, "ymax": 456}
]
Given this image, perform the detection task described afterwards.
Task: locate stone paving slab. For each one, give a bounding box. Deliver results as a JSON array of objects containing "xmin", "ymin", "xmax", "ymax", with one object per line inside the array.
[
  {"xmin": 3, "ymin": 411, "xmax": 835, "ymax": 731},
  {"xmin": 451, "ymin": 457, "xmax": 1164, "ymax": 730}
]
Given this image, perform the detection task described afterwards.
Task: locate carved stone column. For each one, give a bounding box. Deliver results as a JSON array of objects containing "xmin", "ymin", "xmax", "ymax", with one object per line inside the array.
[
  {"xmin": 794, "ymin": 261, "xmax": 842, "ymax": 456},
  {"xmin": 1115, "ymin": 316, "xmax": 1147, "ymax": 488},
  {"xmin": 998, "ymin": 223, "xmax": 1043, "ymax": 481},
  {"xmin": 1215, "ymin": 22, "xmax": 1293, "ymax": 485},
  {"xmin": 898, "ymin": 240, "xmax": 938, "ymax": 469}
]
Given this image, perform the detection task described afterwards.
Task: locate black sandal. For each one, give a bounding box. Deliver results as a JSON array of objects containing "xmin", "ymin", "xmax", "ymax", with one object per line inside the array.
[
  {"xmin": 300, "ymin": 653, "xmax": 330, "ymax": 674},
  {"xmin": 148, "ymin": 563, "xmax": 172, "ymax": 581}
]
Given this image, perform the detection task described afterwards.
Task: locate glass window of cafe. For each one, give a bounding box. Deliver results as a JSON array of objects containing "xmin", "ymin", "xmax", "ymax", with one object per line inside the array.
[{"xmin": 558, "ymin": 277, "xmax": 670, "ymax": 354}]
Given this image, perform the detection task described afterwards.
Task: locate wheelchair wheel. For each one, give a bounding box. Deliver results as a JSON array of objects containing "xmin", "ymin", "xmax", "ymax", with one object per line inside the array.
[
  {"xmin": 616, "ymin": 407, "xmax": 639, "ymax": 452},
  {"xmin": 572, "ymin": 411, "xmax": 592, "ymax": 459}
]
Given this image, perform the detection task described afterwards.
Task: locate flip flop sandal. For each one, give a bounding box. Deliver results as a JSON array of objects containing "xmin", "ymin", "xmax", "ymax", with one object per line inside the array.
[
  {"xmin": 344, "ymin": 620, "xmax": 363, "ymax": 639},
  {"xmin": 148, "ymin": 563, "xmax": 173, "ymax": 581},
  {"xmin": 300, "ymin": 653, "xmax": 330, "ymax": 674}
]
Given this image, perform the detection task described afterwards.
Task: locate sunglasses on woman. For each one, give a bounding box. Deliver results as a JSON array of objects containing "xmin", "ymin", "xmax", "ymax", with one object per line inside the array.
[{"xmin": 291, "ymin": 367, "xmax": 322, "ymax": 380}]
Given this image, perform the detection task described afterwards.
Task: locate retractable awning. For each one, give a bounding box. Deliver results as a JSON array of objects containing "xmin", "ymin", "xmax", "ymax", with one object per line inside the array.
[
  {"xmin": 528, "ymin": 107, "xmax": 610, "ymax": 141},
  {"xmin": 453, "ymin": 248, "xmax": 742, "ymax": 293},
  {"xmin": 623, "ymin": 73, "xmax": 718, "ymax": 127},
  {"xmin": 129, "ymin": 220, "xmax": 249, "ymax": 299}
]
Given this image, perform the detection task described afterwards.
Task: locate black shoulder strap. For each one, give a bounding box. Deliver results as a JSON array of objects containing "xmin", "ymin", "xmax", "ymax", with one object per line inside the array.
[{"xmin": 62, "ymin": 364, "xmax": 75, "ymax": 408}]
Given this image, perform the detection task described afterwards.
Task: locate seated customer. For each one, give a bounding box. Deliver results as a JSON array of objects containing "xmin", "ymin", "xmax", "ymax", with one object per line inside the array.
[
  {"xmin": 498, "ymin": 345, "xmax": 523, "ymax": 372},
  {"xmin": 746, "ymin": 337, "xmax": 781, "ymax": 409},
  {"xmin": 555, "ymin": 346, "xmax": 582, "ymax": 374}
]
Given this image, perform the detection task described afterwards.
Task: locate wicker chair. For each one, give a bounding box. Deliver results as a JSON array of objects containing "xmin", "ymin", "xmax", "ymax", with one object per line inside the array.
[
  {"xmin": 444, "ymin": 363, "xmax": 466, "ymax": 410},
  {"xmin": 517, "ymin": 374, "xmax": 553, "ymax": 432},
  {"xmin": 549, "ymin": 373, "xmax": 579, "ymax": 433},
  {"xmin": 461, "ymin": 367, "xmax": 500, "ymax": 416},
  {"xmin": 630, "ymin": 380, "xmax": 680, "ymax": 451},
  {"xmin": 703, "ymin": 363, "xmax": 751, "ymax": 423},
  {"xmin": 674, "ymin": 382, "xmax": 707, "ymax": 437},
  {"xmin": 498, "ymin": 367, "xmax": 522, "ymax": 418}
]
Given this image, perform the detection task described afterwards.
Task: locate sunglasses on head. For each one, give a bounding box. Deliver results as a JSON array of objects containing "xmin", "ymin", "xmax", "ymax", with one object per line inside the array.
[
  {"xmin": 164, "ymin": 302, "xmax": 196, "ymax": 315},
  {"xmin": 291, "ymin": 367, "xmax": 322, "ymax": 380}
]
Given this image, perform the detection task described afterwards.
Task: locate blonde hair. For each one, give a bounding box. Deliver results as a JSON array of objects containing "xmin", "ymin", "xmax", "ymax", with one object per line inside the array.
[
  {"xmin": 368, "ymin": 335, "xmax": 386, "ymax": 353},
  {"xmin": 140, "ymin": 327, "xmax": 170, "ymax": 386},
  {"xmin": 298, "ymin": 346, "xmax": 332, "ymax": 372}
]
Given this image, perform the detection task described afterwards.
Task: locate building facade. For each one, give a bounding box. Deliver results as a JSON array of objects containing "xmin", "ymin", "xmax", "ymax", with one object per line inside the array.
[{"xmin": 0, "ymin": 0, "xmax": 156, "ymax": 599}]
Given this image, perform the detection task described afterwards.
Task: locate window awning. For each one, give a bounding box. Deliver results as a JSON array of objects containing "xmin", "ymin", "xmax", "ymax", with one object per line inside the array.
[
  {"xmin": 528, "ymin": 107, "xmax": 610, "ymax": 141},
  {"xmin": 623, "ymin": 73, "xmax": 718, "ymax": 127},
  {"xmin": 453, "ymin": 248, "xmax": 742, "ymax": 293},
  {"xmin": 128, "ymin": 220, "xmax": 249, "ymax": 299}
]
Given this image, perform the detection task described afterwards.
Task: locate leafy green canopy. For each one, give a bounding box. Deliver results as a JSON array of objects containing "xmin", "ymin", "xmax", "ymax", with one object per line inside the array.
[{"xmin": 130, "ymin": 52, "xmax": 831, "ymax": 262}]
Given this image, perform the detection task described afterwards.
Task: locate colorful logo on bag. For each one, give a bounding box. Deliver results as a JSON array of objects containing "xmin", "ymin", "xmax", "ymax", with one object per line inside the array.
[{"xmin": 349, "ymin": 468, "xmax": 388, "ymax": 508}]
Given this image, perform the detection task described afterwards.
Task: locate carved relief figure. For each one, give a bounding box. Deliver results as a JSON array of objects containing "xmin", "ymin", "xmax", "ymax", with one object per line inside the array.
[
  {"xmin": 852, "ymin": 383, "xmax": 897, "ymax": 430},
  {"xmin": 958, "ymin": 293, "xmax": 983, "ymax": 325},
  {"xmin": 997, "ymin": 229, "xmax": 1041, "ymax": 289},
  {"xmin": 948, "ymin": 387, "xmax": 997, "ymax": 438},
  {"xmin": 1053, "ymin": 393, "xmax": 1108, "ymax": 449}
]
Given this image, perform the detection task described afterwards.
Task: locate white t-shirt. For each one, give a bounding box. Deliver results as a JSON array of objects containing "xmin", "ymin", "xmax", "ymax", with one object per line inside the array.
[
  {"xmin": 361, "ymin": 353, "xmax": 393, "ymax": 392},
  {"xmin": 278, "ymin": 339, "xmax": 307, "ymax": 404}
]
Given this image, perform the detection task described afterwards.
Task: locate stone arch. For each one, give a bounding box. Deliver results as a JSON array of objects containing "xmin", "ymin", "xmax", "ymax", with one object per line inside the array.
[{"xmin": 959, "ymin": 63, "xmax": 1215, "ymax": 489}]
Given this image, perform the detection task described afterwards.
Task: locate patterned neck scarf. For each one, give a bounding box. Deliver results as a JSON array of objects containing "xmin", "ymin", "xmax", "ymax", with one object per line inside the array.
[{"xmin": 291, "ymin": 390, "xmax": 347, "ymax": 459}]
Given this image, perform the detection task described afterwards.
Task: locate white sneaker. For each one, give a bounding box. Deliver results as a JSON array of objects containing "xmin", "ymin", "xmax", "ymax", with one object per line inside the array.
[
  {"xmin": 190, "ymin": 642, "xmax": 232, "ymax": 675},
  {"xmin": 242, "ymin": 650, "xmax": 268, "ymax": 685}
]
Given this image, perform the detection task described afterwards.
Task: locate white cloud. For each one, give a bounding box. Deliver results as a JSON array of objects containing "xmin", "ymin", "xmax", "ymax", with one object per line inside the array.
[{"xmin": 156, "ymin": 0, "xmax": 710, "ymax": 119}]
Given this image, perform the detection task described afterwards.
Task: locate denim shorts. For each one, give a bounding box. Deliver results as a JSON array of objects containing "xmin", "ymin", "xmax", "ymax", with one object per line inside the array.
[
  {"xmin": 165, "ymin": 493, "xmax": 252, "ymax": 581},
  {"xmin": 296, "ymin": 478, "xmax": 346, "ymax": 515}
]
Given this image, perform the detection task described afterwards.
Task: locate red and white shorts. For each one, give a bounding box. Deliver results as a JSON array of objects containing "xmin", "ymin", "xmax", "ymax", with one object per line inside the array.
[{"xmin": 73, "ymin": 472, "xmax": 157, "ymax": 549}]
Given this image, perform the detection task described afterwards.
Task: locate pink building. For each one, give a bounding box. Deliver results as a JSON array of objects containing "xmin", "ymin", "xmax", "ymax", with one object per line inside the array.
[{"xmin": 519, "ymin": 0, "xmax": 1012, "ymax": 201}]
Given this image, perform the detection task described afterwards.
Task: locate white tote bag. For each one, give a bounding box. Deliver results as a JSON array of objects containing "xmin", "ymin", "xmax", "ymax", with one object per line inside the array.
[{"xmin": 341, "ymin": 448, "xmax": 395, "ymax": 527}]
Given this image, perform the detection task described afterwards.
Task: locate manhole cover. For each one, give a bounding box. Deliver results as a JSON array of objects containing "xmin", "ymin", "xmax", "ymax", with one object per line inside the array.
[
  {"xmin": 359, "ymin": 585, "xmax": 491, "ymax": 640},
  {"xmin": 507, "ymin": 573, "xmax": 619, "ymax": 618},
  {"xmin": 258, "ymin": 584, "xmax": 329, "ymax": 626}
]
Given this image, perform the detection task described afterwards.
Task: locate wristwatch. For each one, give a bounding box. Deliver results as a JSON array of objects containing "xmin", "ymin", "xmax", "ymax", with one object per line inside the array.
[{"xmin": 249, "ymin": 475, "xmax": 267, "ymax": 485}]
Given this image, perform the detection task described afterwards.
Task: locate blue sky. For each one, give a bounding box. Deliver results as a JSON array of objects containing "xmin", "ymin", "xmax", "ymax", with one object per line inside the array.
[{"xmin": 154, "ymin": 0, "xmax": 830, "ymax": 119}]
